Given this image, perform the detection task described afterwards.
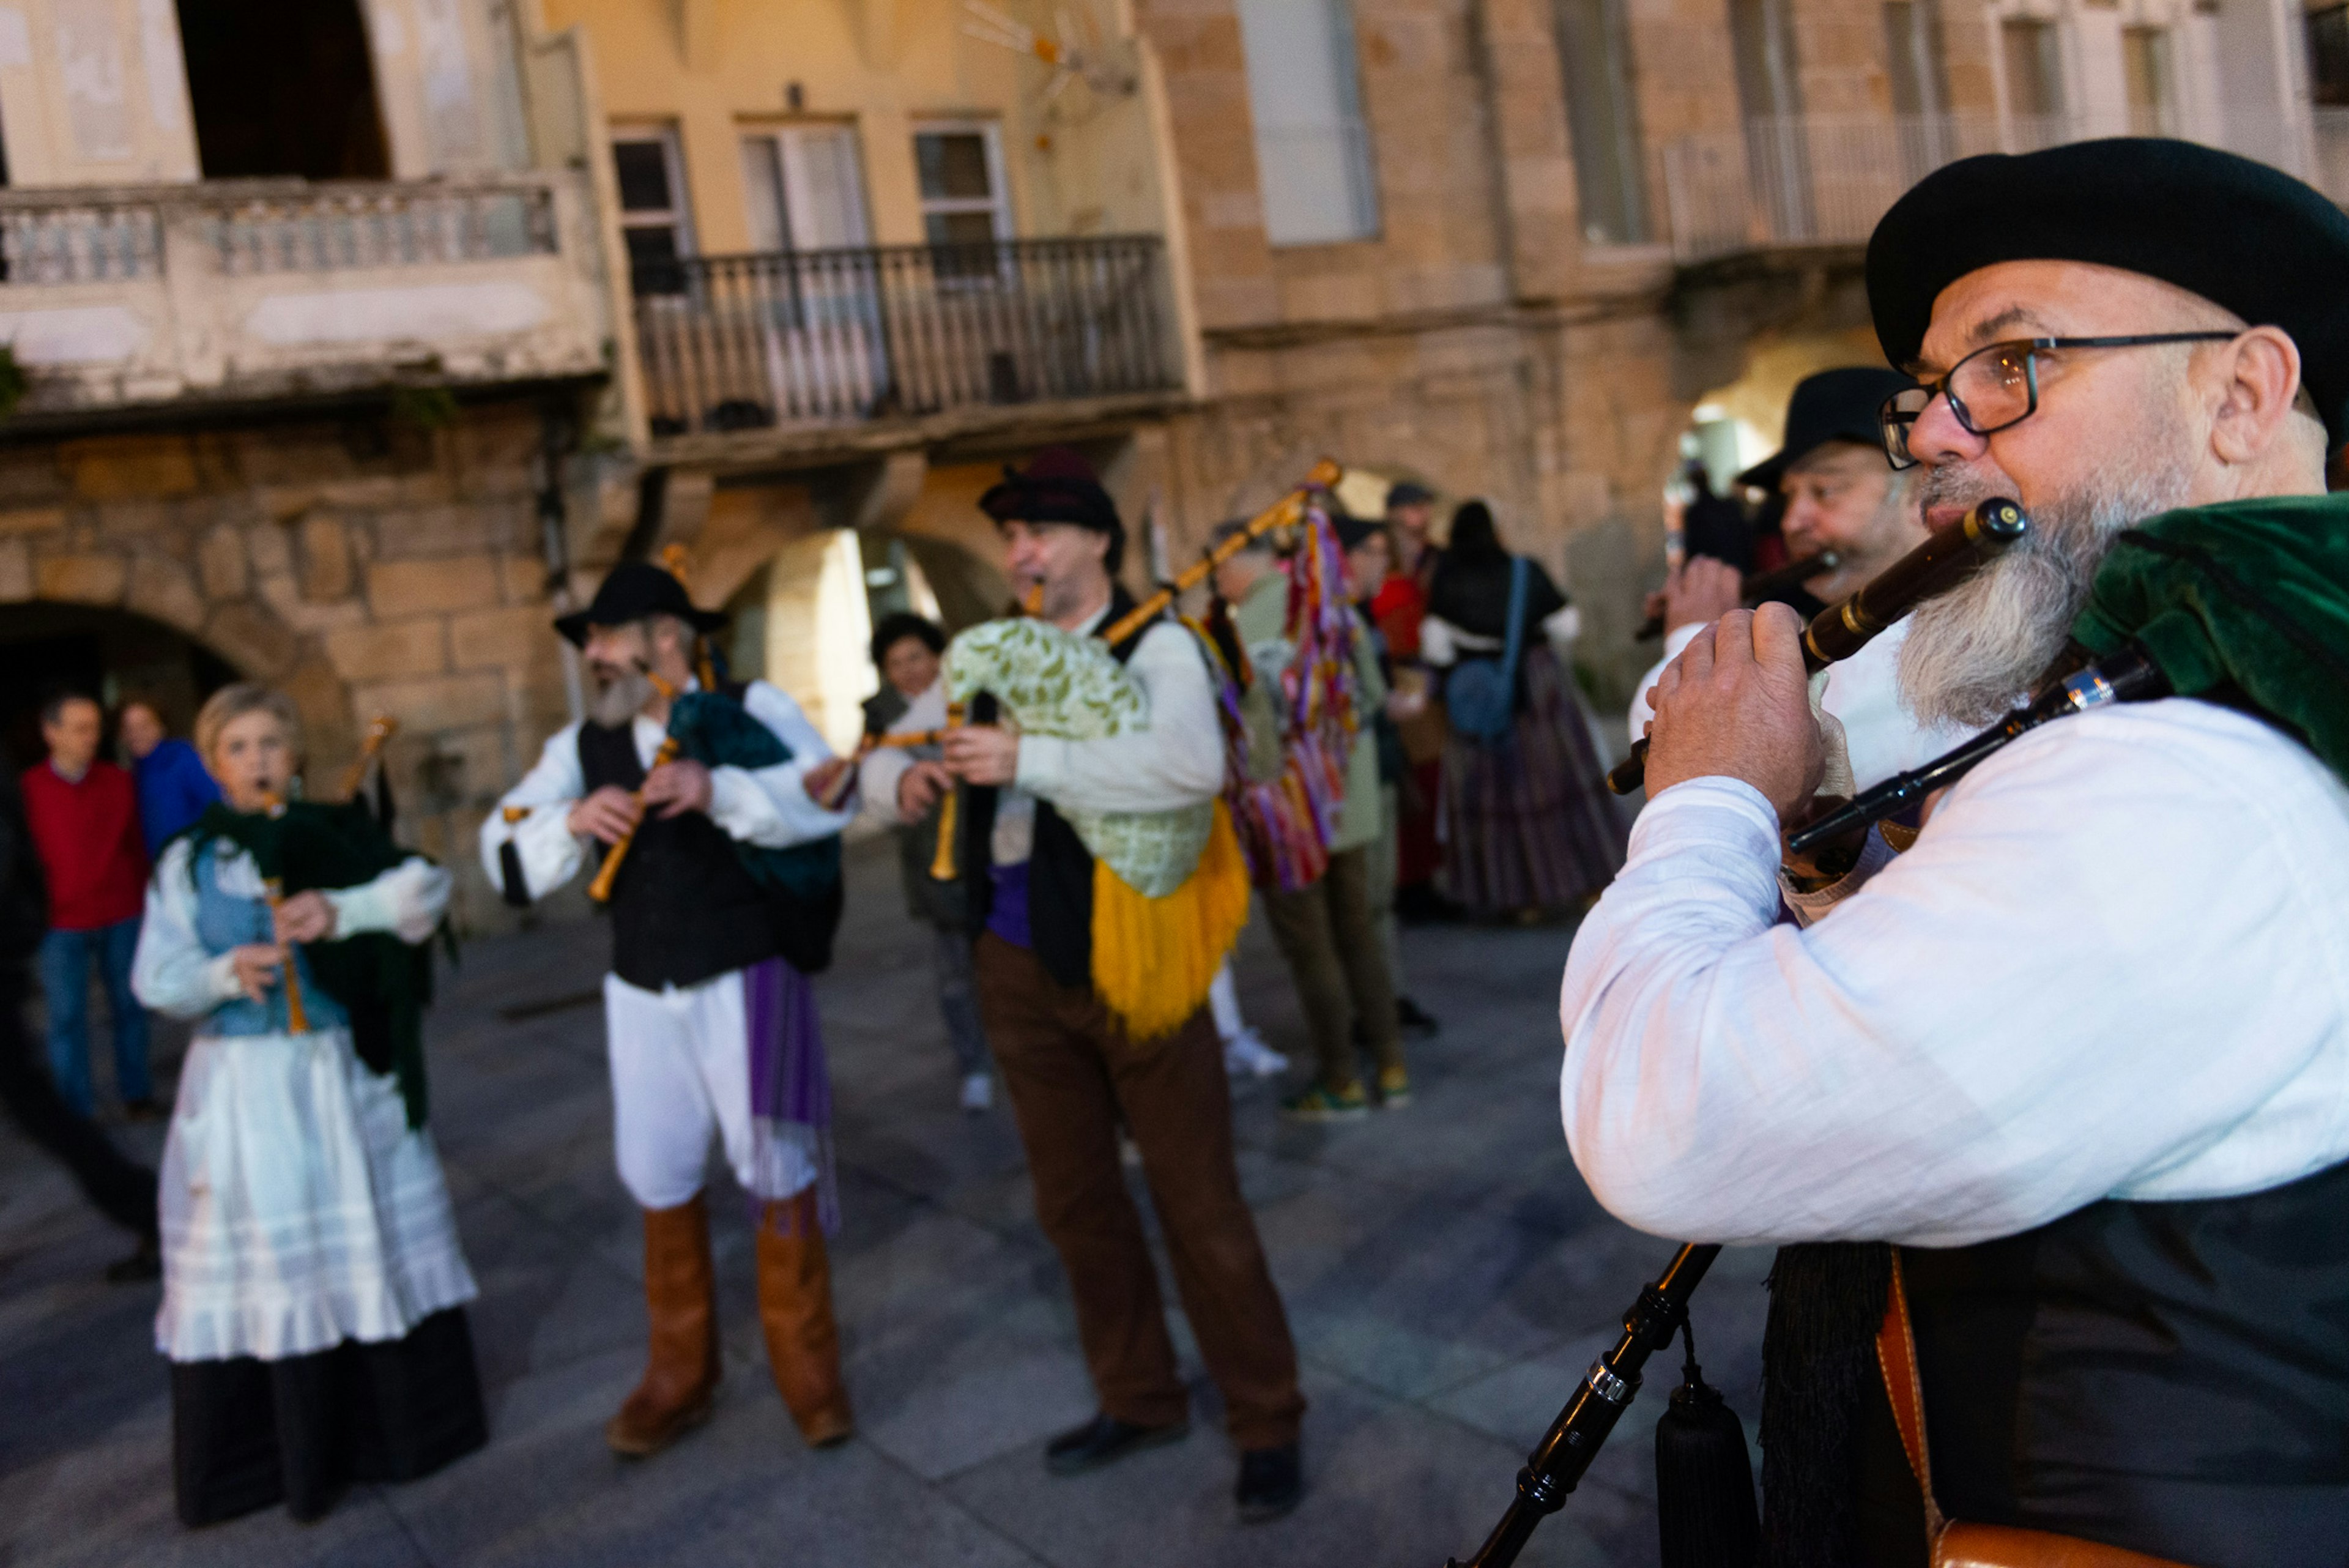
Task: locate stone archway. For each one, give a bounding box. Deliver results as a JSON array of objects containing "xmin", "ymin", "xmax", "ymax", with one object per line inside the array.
[
  {"xmin": 0, "ymin": 601, "xmax": 243, "ymax": 768},
  {"xmin": 3, "ymin": 554, "xmax": 355, "ymax": 793}
]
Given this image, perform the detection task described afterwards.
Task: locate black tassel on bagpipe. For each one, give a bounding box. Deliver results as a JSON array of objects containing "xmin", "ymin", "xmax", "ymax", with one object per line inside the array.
[
  {"xmin": 1654, "ymin": 1317, "xmax": 1758, "ymax": 1568},
  {"xmin": 1447, "ymin": 1244, "xmax": 1743, "ymax": 1567}
]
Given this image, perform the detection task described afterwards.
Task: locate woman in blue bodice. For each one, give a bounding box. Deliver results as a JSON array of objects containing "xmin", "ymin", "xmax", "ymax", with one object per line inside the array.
[{"xmin": 131, "ymin": 683, "xmax": 484, "ymax": 1526}]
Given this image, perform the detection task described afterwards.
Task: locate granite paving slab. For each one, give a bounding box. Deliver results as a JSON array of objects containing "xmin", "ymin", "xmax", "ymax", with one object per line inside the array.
[{"xmin": 0, "ymin": 834, "xmax": 1750, "ymax": 1567}]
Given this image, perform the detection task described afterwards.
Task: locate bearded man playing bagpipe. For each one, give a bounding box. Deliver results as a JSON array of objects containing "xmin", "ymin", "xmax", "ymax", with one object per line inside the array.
[
  {"xmin": 935, "ymin": 446, "xmax": 1307, "ymax": 1522},
  {"xmin": 1563, "ymin": 140, "xmax": 2349, "ymax": 1566},
  {"xmin": 480, "ymin": 561, "xmax": 858, "ymax": 1457}
]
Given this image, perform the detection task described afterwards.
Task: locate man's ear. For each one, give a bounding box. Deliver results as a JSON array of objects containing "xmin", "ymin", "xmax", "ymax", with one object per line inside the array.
[{"xmin": 2208, "ymin": 327, "xmax": 2304, "ymax": 465}]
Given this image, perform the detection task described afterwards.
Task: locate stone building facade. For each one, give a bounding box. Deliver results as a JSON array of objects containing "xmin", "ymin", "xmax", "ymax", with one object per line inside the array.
[{"xmin": 3, "ymin": 0, "xmax": 2336, "ymax": 935}]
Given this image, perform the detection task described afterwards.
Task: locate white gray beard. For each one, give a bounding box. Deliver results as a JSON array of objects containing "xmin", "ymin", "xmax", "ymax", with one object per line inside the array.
[
  {"xmin": 1897, "ymin": 448, "xmax": 2198, "ymax": 729},
  {"xmin": 588, "ymin": 666, "xmax": 652, "ymax": 729}
]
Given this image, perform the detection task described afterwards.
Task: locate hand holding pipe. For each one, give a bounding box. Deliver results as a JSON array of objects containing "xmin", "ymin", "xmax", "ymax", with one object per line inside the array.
[
  {"xmin": 585, "ymin": 665, "xmax": 683, "ymax": 905},
  {"xmin": 1633, "ymin": 551, "xmax": 1841, "ymax": 642},
  {"xmin": 1608, "ymin": 498, "xmax": 2028, "ymax": 795},
  {"xmin": 253, "ymin": 789, "xmax": 311, "ymax": 1033},
  {"xmin": 1785, "ymin": 642, "xmax": 2167, "ymax": 855},
  {"xmin": 1445, "ymin": 1243, "xmax": 1723, "ymax": 1567}
]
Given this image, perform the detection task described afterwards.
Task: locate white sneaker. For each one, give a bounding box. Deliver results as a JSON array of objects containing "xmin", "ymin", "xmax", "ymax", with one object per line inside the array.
[
  {"xmin": 1223, "ymin": 1027, "xmax": 1289, "ymax": 1079},
  {"xmin": 959, "ymin": 1071, "xmax": 994, "ymax": 1113}
]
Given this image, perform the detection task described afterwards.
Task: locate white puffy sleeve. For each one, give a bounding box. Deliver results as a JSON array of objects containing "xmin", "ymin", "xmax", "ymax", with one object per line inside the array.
[
  {"xmin": 703, "ymin": 682, "xmax": 858, "ymax": 849},
  {"xmin": 132, "ymin": 840, "xmax": 242, "ymax": 1020},
  {"xmin": 325, "ymin": 859, "xmax": 453, "ymax": 945},
  {"xmin": 1014, "ymin": 621, "xmax": 1226, "ymax": 812},
  {"xmin": 480, "ymin": 724, "xmax": 588, "ymax": 901}
]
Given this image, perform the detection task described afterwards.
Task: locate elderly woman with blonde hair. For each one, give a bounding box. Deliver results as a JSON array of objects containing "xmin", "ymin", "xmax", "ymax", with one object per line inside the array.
[{"xmin": 131, "ymin": 683, "xmax": 483, "ymax": 1526}]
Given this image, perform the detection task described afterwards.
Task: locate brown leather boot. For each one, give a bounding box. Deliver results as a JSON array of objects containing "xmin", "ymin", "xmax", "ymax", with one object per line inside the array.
[
  {"xmin": 755, "ymin": 1194, "xmax": 853, "ymax": 1447},
  {"xmin": 604, "ymin": 1194, "xmax": 721, "ymax": 1457}
]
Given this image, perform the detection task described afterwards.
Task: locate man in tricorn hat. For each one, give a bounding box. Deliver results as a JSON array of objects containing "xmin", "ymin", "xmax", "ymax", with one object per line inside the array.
[
  {"xmin": 480, "ymin": 559, "xmax": 859, "ymax": 1457},
  {"xmin": 1566, "ymin": 139, "xmax": 2349, "ymax": 1564},
  {"xmin": 1630, "ymin": 366, "xmax": 1968, "ymax": 790},
  {"xmin": 937, "ymin": 446, "xmax": 1307, "ymax": 1522}
]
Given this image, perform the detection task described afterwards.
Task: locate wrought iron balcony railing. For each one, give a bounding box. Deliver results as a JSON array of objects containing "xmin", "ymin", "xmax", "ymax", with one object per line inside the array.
[{"xmin": 631, "ymin": 235, "xmax": 1180, "ymax": 439}]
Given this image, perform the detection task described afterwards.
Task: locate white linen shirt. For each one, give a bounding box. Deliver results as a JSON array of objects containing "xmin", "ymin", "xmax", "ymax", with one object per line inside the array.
[
  {"xmin": 1559, "ymin": 696, "xmax": 2349, "ymax": 1249},
  {"xmin": 1628, "ymin": 617, "xmax": 1972, "ymax": 792},
  {"xmin": 480, "ymin": 678, "xmax": 853, "ymax": 902}
]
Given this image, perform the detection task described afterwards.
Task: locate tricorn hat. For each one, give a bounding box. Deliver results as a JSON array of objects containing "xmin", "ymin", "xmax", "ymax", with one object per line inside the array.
[
  {"xmin": 1867, "ymin": 137, "xmax": 2349, "ymax": 446},
  {"xmin": 554, "ymin": 560, "xmax": 727, "ymax": 648},
  {"xmin": 1736, "ymin": 366, "xmax": 1920, "ymax": 491}
]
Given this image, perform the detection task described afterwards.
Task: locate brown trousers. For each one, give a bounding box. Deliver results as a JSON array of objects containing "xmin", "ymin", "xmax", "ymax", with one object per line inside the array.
[
  {"xmin": 976, "ymin": 934, "xmax": 1305, "ymax": 1450},
  {"xmin": 1260, "ymin": 845, "xmax": 1404, "ymax": 1093}
]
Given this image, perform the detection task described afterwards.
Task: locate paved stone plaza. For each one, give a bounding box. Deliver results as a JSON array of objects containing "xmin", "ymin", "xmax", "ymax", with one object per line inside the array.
[{"xmin": 0, "ymin": 838, "xmax": 1770, "ymax": 1568}]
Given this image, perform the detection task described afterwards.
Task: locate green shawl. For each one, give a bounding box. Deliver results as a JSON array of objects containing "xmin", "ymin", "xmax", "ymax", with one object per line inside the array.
[
  {"xmin": 2071, "ymin": 492, "xmax": 2349, "ymax": 784},
  {"xmin": 177, "ymin": 799, "xmax": 442, "ymax": 1129}
]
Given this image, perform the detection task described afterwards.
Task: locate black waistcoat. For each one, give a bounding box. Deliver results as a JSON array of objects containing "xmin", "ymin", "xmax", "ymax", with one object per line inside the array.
[
  {"xmin": 577, "ymin": 720, "xmax": 787, "ymax": 991},
  {"xmin": 1869, "ymin": 1157, "xmax": 2349, "ymax": 1567},
  {"xmin": 960, "ymin": 589, "xmax": 1151, "ymax": 993}
]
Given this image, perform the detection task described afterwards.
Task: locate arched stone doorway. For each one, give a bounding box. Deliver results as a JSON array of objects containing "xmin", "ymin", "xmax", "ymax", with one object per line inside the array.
[{"xmin": 0, "ymin": 603, "xmax": 242, "ymax": 769}]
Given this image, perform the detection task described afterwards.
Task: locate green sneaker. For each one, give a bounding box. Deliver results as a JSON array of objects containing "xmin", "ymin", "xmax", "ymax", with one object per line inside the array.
[
  {"xmin": 1281, "ymin": 1082, "xmax": 1369, "ymax": 1121},
  {"xmin": 1375, "ymin": 1066, "xmax": 1412, "ymax": 1108}
]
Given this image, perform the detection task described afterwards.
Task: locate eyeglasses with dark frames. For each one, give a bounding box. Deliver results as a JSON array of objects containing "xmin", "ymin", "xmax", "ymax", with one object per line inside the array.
[{"xmin": 1878, "ymin": 332, "xmax": 2240, "ymax": 469}]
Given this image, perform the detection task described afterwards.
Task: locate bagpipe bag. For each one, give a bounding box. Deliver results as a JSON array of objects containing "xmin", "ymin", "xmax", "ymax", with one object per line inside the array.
[
  {"xmin": 944, "ymin": 619, "xmax": 1250, "ymax": 1041},
  {"xmin": 2071, "ymin": 491, "xmax": 2349, "ymax": 784}
]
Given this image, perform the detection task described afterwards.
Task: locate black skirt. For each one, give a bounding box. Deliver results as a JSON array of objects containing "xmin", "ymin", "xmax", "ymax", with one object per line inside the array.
[{"xmin": 169, "ymin": 1306, "xmax": 487, "ymax": 1526}]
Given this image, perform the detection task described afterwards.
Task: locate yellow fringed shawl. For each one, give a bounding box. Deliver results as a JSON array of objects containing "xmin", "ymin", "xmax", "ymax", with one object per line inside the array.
[{"xmin": 1090, "ymin": 800, "xmax": 1252, "ymax": 1043}]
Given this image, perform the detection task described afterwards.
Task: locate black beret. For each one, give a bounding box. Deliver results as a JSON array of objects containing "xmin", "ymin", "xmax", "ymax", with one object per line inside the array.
[
  {"xmin": 978, "ymin": 444, "xmax": 1124, "ymax": 571},
  {"xmin": 1867, "ymin": 138, "xmax": 2349, "ymax": 445}
]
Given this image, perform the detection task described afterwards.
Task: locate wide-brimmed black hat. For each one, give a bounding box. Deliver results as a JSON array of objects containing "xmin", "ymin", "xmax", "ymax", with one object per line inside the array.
[
  {"xmin": 1737, "ymin": 366, "xmax": 1919, "ymax": 491},
  {"xmin": 1868, "ymin": 138, "xmax": 2349, "ymax": 446},
  {"xmin": 554, "ymin": 560, "xmax": 727, "ymax": 648}
]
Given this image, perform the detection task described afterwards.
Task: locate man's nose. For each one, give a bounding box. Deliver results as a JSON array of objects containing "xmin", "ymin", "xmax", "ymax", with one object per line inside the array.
[{"xmin": 1907, "ymin": 389, "xmax": 1986, "ymax": 467}]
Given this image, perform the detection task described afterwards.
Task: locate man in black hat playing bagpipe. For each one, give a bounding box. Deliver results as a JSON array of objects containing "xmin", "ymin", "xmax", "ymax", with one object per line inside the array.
[
  {"xmin": 1565, "ymin": 139, "xmax": 2349, "ymax": 1566},
  {"xmin": 480, "ymin": 559, "xmax": 859, "ymax": 1457},
  {"xmin": 1630, "ymin": 367, "xmax": 1970, "ymax": 792}
]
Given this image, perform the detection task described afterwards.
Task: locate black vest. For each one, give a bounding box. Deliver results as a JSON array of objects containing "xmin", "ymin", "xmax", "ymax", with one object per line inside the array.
[
  {"xmin": 1857, "ymin": 1157, "xmax": 2349, "ymax": 1567},
  {"xmin": 579, "ymin": 719, "xmax": 790, "ymax": 990},
  {"xmin": 962, "ymin": 589, "xmax": 1151, "ymax": 992}
]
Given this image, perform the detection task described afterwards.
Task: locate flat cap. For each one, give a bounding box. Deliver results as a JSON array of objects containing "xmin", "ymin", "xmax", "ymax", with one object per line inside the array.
[{"xmin": 1867, "ymin": 138, "xmax": 2349, "ymax": 444}]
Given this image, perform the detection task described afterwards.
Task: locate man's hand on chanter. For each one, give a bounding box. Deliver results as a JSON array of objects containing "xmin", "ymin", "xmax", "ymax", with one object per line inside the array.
[{"xmin": 1642, "ymin": 603, "xmax": 1823, "ymax": 822}]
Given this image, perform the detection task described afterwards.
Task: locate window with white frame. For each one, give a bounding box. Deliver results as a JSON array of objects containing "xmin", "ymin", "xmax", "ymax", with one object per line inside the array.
[
  {"xmin": 913, "ymin": 124, "xmax": 1012, "ymax": 248},
  {"xmin": 612, "ymin": 126, "xmax": 693, "ymax": 294},
  {"xmin": 742, "ymin": 125, "xmax": 873, "ymax": 253},
  {"xmin": 1235, "ymin": 0, "xmax": 1382, "ymax": 247}
]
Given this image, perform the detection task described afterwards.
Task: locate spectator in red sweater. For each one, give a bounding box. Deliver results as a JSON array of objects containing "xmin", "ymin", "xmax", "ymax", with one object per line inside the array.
[{"xmin": 23, "ymin": 690, "xmax": 155, "ymax": 1119}]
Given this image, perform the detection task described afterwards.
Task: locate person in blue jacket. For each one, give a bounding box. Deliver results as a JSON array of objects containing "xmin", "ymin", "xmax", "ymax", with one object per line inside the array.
[{"xmin": 120, "ymin": 700, "xmax": 219, "ymax": 858}]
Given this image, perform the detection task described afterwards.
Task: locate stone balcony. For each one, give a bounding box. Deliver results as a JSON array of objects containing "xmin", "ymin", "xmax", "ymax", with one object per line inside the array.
[
  {"xmin": 0, "ymin": 171, "xmax": 610, "ymax": 427},
  {"xmin": 631, "ymin": 235, "xmax": 1187, "ymax": 467}
]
